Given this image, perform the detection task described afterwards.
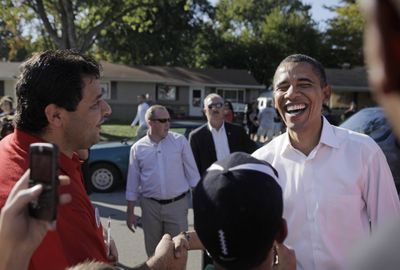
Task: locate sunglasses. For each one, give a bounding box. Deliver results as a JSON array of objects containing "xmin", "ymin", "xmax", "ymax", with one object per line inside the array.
[
  {"xmin": 207, "ymin": 102, "xmax": 223, "ymax": 109},
  {"xmin": 151, "ymin": 118, "xmax": 170, "ymax": 123}
]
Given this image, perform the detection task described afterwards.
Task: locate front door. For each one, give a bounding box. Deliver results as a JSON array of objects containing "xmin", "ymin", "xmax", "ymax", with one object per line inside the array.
[{"xmin": 189, "ymin": 86, "xmax": 205, "ymax": 117}]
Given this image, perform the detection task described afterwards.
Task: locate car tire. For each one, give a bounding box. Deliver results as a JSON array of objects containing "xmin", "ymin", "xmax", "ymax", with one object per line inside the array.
[{"xmin": 89, "ymin": 163, "xmax": 121, "ymax": 193}]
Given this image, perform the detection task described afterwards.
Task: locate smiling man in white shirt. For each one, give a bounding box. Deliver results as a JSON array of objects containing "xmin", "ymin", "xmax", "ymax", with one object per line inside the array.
[
  {"xmin": 126, "ymin": 105, "xmax": 200, "ymax": 257},
  {"xmin": 252, "ymin": 54, "xmax": 400, "ymax": 270}
]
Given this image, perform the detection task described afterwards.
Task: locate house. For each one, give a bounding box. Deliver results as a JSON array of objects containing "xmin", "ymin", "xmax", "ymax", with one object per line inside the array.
[
  {"xmin": 0, "ymin": 62, "xmax": 21, "ymax": 98},
  {"xmin": 325, "ymin": 67, "xmax": 375, "ymax": 110},
  {"xmin": 0, "ymin": 61, "xmax": 264, "ymax": 122},
  {"xmin": 257, "ymin": 66, "xmax": 375, "ymax": 113}
]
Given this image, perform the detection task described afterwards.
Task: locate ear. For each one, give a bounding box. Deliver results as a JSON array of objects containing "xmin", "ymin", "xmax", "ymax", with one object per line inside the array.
[
  {"xmin": 44, "ymin": 104, "xmax": 64, "ymax": 128},
  {"xmin": 146, "ymin": 119, "xmax": 152, "ymax": 128},
  {"xmin": 275, "ymin": 218, "xmax": 288, "ymax": 244},
  {"xmin": 322, "ymin": 85, "xmax": 332, "ymax": 104}
]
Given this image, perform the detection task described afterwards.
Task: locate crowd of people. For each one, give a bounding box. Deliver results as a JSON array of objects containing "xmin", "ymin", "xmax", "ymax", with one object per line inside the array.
[{"xmin": 2, "ymin": 1, "xmax": 400, "ymax": 269}]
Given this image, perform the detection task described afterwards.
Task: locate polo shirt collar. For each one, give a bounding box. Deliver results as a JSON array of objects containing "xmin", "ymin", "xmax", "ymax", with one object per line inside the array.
[{"xmin": 14, "ymin": 128, "xmax": 82, "ymax": 173}]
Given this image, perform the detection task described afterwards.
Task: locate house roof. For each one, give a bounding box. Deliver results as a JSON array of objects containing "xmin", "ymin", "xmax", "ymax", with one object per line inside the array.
[
  {"xmin": 326, "ymin": 67, "xmax": 370, "ymax": 92},
  {"xmin": 0, "ymin": 61, "xmax": 369, "ymax": 92},
  {"xmin": 100, "ymin": 61, "xmax": 264, "ymax": 89},
  {"xmin": 0, "ymin": 60, "xmax": 263, "ymax": 89}
]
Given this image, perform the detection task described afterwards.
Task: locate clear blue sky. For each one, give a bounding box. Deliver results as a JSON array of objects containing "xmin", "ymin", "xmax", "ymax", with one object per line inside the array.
[{"xmin": 304, "ymin": 0, "xmax": 341, "ymax": 28}]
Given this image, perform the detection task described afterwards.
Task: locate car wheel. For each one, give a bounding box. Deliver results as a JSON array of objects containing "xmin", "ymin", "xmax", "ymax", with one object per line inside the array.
[{"xmin": 89, "ymin": 163, "xmax": 120, "ymax": 193}]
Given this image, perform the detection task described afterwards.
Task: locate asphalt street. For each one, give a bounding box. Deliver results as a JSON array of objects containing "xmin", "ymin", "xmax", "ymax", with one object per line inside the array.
[{"xmin": 90, "ymin": 190, "xmax": 202, "ymax": 270}]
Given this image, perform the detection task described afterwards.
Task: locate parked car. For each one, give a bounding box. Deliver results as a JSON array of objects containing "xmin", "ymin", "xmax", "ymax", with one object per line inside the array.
[
  {"xmin": 86, "ymin": 120, "xmax": 205, "ymax": 193},
  {"xmin": 340, "ymin": 107, "xmax": 400, "ymax": 192}
]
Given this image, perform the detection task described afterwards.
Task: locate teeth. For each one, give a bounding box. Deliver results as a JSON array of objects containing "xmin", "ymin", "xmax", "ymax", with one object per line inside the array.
[{"xmin": 286, "ymin": 104, "xmax": 306, "ymax": 112}]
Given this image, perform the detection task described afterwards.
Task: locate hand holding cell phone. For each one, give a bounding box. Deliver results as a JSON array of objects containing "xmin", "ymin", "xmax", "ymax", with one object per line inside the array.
[{"xmin": 28, "ymin": 143, "xmax": 59, "ymax": 221}]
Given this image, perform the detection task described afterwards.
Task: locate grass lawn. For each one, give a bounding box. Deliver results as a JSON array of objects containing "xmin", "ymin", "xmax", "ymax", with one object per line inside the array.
[
  {"xmin": 100, "ymin": 124, "xmax": 135, "ymax": 141},
  {"xmin": 100, "ymin": 124, "xmax": 186, "ymax": 142}
]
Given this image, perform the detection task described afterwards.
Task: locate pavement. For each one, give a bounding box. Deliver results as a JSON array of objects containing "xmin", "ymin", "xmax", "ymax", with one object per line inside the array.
[{"xmin": 90, "ymin": 190, "xmax": 202, "ymax": 269}]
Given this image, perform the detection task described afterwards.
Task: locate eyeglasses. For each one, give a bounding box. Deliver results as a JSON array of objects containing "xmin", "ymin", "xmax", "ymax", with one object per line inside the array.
[
  {"xmin": 207, "ymin": 102, "xmax": 223, "ymax": 110},
  {"xmin": 151, "ymin": 118, "xmax": 170, "ymax": 123}
]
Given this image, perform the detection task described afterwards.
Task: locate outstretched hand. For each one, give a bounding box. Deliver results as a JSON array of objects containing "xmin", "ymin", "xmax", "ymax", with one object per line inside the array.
[{"xmin": 0, "ymin": 170, "xmax": 71, "ymax": 269}]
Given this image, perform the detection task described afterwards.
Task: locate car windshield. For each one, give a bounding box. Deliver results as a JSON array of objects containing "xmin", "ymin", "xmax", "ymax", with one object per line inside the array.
[{"xmin": 340, "ymin": 108, "xmax": 391, "ymax": 141}]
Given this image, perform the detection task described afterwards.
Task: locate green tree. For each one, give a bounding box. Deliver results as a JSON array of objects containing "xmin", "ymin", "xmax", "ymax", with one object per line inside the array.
[
  {"xmin": 0, "ymin": 0, "xmax": 167, "ymax": 53},
  {"xmin": 95, "ymin": 0, "xmax": 213, "ymax": 66},
  {"xmin": 321, "ymin": 0, "xmax": 365, "ymax": 67},
  {"xmin": 204, "ymin": 0, "xmax": 321, "ymax": 85},
  {"xmin": 0, "ymin": 17, "xmax": 30, "ymax": 61}
]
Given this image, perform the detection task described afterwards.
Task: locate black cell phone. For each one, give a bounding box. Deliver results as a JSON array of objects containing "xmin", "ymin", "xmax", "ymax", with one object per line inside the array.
[{"xmin": 28, "ymin": 143, "xmax": 59, "ymax": 221}]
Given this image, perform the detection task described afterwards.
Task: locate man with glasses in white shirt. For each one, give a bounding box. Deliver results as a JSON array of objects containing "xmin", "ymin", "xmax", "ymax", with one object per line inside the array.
[
  {"xmin": 126, "ymin": 105, "xmax": 200, "ymax": 257},
  {"xmin": 252, "ymin": 54, "xmax": 400, "ymax": 270}
]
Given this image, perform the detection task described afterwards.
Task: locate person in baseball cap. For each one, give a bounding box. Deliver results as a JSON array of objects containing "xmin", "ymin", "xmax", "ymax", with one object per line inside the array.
[{"xmin": 189, "ymin": 152, "xmax": 294, "ymax": 270}]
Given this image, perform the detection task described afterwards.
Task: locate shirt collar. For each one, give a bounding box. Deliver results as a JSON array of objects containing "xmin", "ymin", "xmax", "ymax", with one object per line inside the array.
[
  {"xmin": 319, "ymin": 116, "xmax": 341, "ymax": 149},
  {"xmin": 14, "ymin": 128, "xmax": 82, "ymax": 173},
  {"xmin": 207, "ymin": 121, "xmax": 225, "ymax": 132},
  {"xmin": 145, "ymin": 132, "xmax": 170, "ymax": 145},
  {"xmin": 280, "ymin": 116, "xmax": 340, "ymax": 156}
]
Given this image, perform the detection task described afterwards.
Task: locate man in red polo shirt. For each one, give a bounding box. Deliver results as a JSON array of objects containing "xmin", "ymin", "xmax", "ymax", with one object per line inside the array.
[{"xmin": 0, "ymin": 50, "xmax": 116, "ymax": 269}]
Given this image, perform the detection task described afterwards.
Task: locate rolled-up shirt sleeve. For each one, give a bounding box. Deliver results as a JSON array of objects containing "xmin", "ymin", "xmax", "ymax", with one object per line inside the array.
[
  {"xmin": 181, "ymin": 137, "xmax": 201, "ymax": 188},
  {"xmin": 126, "ymin": 145, "xmax": 141, "ymax": 201}
]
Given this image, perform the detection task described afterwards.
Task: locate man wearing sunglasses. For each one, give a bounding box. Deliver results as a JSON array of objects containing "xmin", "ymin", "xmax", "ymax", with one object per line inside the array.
[
  {"xmin": 188, "ymin": 93, "xmax": 258, "ymax": 267},
  {"xmin": 126, "ymin": 105, "xmax": 200, "ymax": 257},
  {"xmin": 189, "ymin": 93, "xmax": 258, "ymax": 176}
]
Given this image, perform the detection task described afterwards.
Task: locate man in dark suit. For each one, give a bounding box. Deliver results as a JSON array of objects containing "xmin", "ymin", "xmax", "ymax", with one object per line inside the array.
[
  {"xmin": 189, "ymin": 93, "xmax": 257, "ymax": 268},
  {"xmin": 189, "ymin": 93, "xmax": 258, "ymax": 175}
]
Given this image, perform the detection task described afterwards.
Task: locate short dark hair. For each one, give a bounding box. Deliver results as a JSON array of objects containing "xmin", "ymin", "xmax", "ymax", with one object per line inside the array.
[
  {"xmin": 273, "ymin": 54, "xmax": 327, "ymax": 88},
  {"xmin": 14, "ymin": 50, "xmax": 100, "ymax": 134}
]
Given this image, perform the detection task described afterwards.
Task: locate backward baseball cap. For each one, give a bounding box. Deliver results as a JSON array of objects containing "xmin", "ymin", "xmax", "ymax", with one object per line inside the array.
[{"xmin": 193, "ymin": 152, "xmax": 283, "ymax": 270}]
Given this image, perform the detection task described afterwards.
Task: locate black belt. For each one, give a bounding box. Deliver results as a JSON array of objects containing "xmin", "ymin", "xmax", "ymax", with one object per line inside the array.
[{"xmin": 149, "ymin": 191, "xmax": 188, "ymax": 205}]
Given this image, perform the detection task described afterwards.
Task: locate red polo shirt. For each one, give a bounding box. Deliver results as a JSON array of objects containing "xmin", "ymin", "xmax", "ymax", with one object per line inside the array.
[{"xmin": 0, "ymin": 129, "xmax": 108, "ymax": 269}]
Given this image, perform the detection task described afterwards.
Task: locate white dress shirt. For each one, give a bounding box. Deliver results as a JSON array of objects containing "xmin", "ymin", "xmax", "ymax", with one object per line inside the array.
[
  {"xmin": 126, "ymin": 132, "xmax": 200, "ymax": 202},
  {"xmin": 252, "ymin": 117, "xmax": 400, "ymax": 270},
  {"xmin": 208, "ymin": 122, "xmax": 230, "ymax": 161},
  {"xmin": 131, "ymin": 102, "xmax": 149, "ymax": 127}
]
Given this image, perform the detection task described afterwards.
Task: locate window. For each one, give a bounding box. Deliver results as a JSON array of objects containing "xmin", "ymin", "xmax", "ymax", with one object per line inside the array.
[
  {"xmin": 216, "ymin": 88, "xmax": 245, "ymax": 103},
  {"xmin": 192, "ymin": 89, "xmax": 202, "ymax": 107},
  {"xmin": 157, "ymin": 85, "xmax": 177, "ymax": 101},
  {"xmin": 100, "ymin": 82, "xmax": 111, "ymax": 100}
]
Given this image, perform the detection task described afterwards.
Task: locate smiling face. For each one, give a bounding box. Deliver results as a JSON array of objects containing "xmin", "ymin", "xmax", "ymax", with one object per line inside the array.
[
  {"xmin": 63, "ymin": 76, "xmax": 112, "ymax": 150},
  {"xmin": 273, "ymin": 62, "xmax": 331, "ymax": 135}
]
